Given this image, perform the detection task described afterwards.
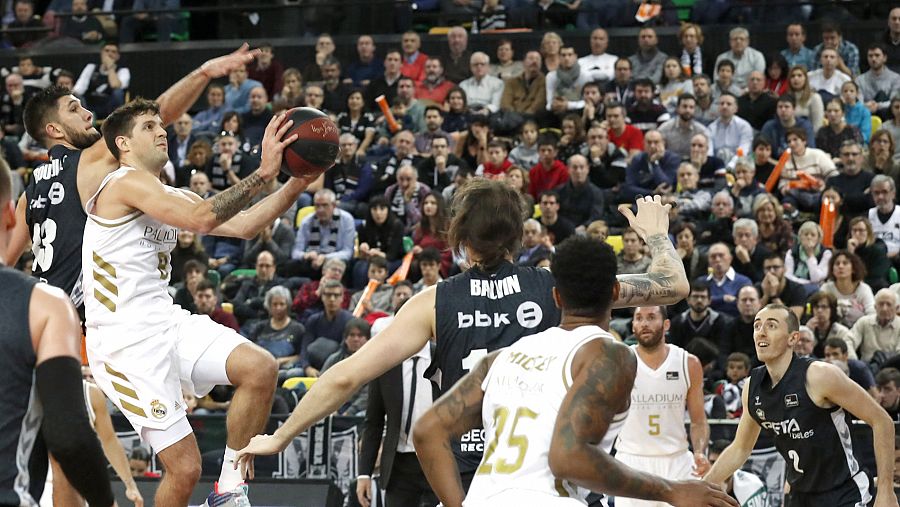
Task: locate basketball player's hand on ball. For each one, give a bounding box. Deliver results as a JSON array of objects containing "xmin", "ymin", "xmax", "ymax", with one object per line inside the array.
[
  {"xmin": 200, "ymin": 43, "xmax": 262, "ymax": 79},
  {"xmin": 669, "ymin": 480, "xmax": 738, "ymax": 507},
  {"xmin": 618, "ymin": 195, "xmax": 671, "ymax": 241},
  {"xmin": 692, "ymin": 452, "xmax": 711, "ymax": 477},
  {"xmin": 258, "ymin": 113, "xmax": 299, "ymax": 181}
]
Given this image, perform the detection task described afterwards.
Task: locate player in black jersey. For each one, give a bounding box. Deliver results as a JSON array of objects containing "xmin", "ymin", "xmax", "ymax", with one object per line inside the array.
[
  {"xmin": 0, "ymin": 160, "xmax": 115, "ymax": 506},
  {"xmin": 3, "ymin": 44, "xmax": 261, "ymax": 314},
  {"xmin": 236, "ymin": 184, "xmax": 690, "ymax": 477},
  {"xmin": 705, "ymin": 304, "xmax": 897, "ymax": 507}
]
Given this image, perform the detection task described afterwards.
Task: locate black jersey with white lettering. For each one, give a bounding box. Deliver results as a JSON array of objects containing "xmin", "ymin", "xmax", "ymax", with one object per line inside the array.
[
  {"xmin": 0, "ymin": 267, "xmax": 48, "ymax": 505},
  {"xmin": 24, "ymin": 145, "xmax": 86, "ymax": 311},
  {"xmin": 747, "ymin": 355, "xmax": 862, "ymax": 493},
  {"xmin": 430, "ymin": 261, "xmax": 560, "ymax": 474}
]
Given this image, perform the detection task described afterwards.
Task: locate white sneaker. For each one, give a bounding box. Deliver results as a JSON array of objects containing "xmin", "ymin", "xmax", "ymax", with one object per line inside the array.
[{"xmin": 202, "ymin": 482, "xmax": 251, "ymax": 507}]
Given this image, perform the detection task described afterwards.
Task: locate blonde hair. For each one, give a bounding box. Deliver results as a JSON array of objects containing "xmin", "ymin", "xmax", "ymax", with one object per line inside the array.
[
  {"xmin": 752, "ymin": 193, "xmax": 784, "ymax": 221},
  {"xmin": 798, "ymin": 220, "xmax": 823, "ymax": 241},
  {"xmin": 540, "ymin": 32, "xmax": 564, "ymax": 56},
  {"xmin": 679, "ymin": 23, "xmax": 704, "ymax": 46}
]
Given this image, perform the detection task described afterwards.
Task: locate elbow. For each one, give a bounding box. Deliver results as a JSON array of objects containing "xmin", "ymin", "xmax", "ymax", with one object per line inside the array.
[
  {"xmin": 411, "ymin": 413, "xmax": 436, "ymax": 451},
  {"xmin": 673, "ymin": 278, "xmax": 690, "ymax": 302},
  {"xmin": 547, "ymin": 446, "xmax": 570, "ymax": 478}
]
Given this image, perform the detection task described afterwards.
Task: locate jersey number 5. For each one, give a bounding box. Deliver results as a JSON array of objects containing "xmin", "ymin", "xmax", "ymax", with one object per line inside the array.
[
  {"xmin": 32, "ymin": 219, "xmax": 57, "ymax": 272},
  {"xmin": 648, "ymin": 414, "xmax": 661, "ymax": 436},
  {"xmin": 477, "ymin": 406, "xmax": 538, "ymax": 475}
]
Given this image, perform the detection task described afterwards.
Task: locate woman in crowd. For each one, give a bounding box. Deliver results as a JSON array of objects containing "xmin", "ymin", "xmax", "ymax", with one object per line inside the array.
[
  {"xmin": 412, "ymin": 191, "xmax": 452, "ymax": 277},
  {"xmin": 659, "ymin": 57, "xmax": 694, "ymax": 113},
  {"xmin": 492, "ymin": 39, "xmax": 523, "ymax": 79},
  {"xmin": 784, "ymin": 221, "xmax": 832, "ymax": 291},
  {"xmin": 678, "ymin": 23, "xmax": 710, "ymax": 77},
  {"xmin": 219, "ymin": 111, "xmax": 252, "ymax": 153},
  {"xmin": 251, "ymin": 286, "xmax": 312, "ymax": 382},
  {"xmin": 274, "ymin": 67, "xmax": 304, "ymax": 111},
  {"xmin": 819, "ymin": 250, "xmax": 876, "ymax": 328},
  {"xmin": 354, "ymin": 195, "xmax": 405, "ymax": 289},
  {"xmin": 336, "ymin": 90, "xmax": 376, "ymax": 157},
  {"xmin": 753, "ymin": 193, "xmax": 794, "ymax": 257},
  {"xmin": 180, "ymin": 139, "xmax": 213, "ymax": 187},
  {"xmin": 170, "ymin": 230, "xmax": 208, "ymax": 286},
  {"xmin": 504, "ymin": 165, "xmax": 534, "ymax": 212},
  {"xmin": 815, "ymin": 98, "xmax": 862, "ymax": 160},
  {"xmin": 540, "ymin": 31, "xmax": 563, "ymax": 72},
  {"xmin": 866, "ymin": 130, "xmax": 900, "ymax": 183},
  {"xmin": 846, "ymin": 216, "xmax": 891, "ymax": 291},
  {"xmin": 557, "ymin": 113, "xmax": 587, "ymax": 162},
  {"xmin": 320, "ymin": 318, "xmax": 371, "ymax": 416},
  {"xmin": 787, "ymin": 65, "xmax": 824, "ymax": 131},
  {"xmin": 442, "ymin": 87, "xmax": 469, "ymax": 134},
  {"xmin": 765, "ymin": 53, "xmax": 789, "ymax": 96},
  {"xmin": 805, "ymin": 291, "xmax": 852, "ymax": 359},
  {"xmin": 673, "ymin": 222, "xmax": 708, "ymax": 282},
  {"xmin": 455, "ymin": 117, "xmax": 492, "ymax": 169}
]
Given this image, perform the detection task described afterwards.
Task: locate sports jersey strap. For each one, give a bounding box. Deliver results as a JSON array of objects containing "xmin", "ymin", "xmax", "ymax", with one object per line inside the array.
[
  {"xmin": 681, "ymin": 347, "xmax": 691, "ymax": 391},
  {"xmin": 562, "ymin": 326, "xmax": 611, "ymax": 390},
  {"xmin": 85, "ymin": 166, "xmax": 142, "ymax": 225}
]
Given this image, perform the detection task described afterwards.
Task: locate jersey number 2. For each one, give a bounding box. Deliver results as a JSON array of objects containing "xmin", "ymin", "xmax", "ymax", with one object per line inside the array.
[
  {"xmin": 788, "ymin": 450, "xmax": 804, "ymax": 474},
  {"xmin": 477, "ymin": 406, "xmax": 538, "ymax": 475},
  {"xmin": 32, "ymin": 219, "xmax": 57, "ymax": 272}
]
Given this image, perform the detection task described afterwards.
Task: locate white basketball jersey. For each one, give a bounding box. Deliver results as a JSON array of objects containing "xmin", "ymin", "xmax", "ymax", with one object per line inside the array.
[
  {"xmin": 466, "ymin": 325, "xmax": 629, "ymax": 504},
  {"xmin": 868, "ymin": 207, "xmax": 900, "ymax": 256},
  {"xmin": 616, "ymin": 344, "xmax": 690, "ymax": 456},
  {"xmin": 82, "ymin": 167, "xmax": 179, "ymax": 342}
]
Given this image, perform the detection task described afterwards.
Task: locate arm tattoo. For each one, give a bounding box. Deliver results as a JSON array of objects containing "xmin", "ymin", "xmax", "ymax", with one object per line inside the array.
[
  {"xmin": 614, "ymin": 233, "xmax": 686, "ymax": 307},
  {"xmin": 553, "ymin": 343, "xmax": 672, "ymax": 501},
  {"xmin": 432, "ymin": 352, "xmax": 497, "ymax": 437},
  {"xmin": 209, "ymin": 172, "xmax": 266, "ymax": 222}
]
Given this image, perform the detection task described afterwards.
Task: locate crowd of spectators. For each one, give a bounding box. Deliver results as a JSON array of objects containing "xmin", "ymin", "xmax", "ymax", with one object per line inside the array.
[{"xmin": 4, "ymin": 0, "xmax": 900, "ymax": 494}]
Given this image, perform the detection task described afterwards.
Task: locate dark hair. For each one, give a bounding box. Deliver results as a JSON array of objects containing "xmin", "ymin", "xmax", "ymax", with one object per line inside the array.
[
  {"xmin": 868, "ymin": 42, "xmax": 888, "ymax": 55},
  {"xmin": 343, "ymin": 317, "xmax": 371, "ymax": 339},
  {"xmin": 550, "ymin": 236, "xmax": 618, "ymax": 316},
  {"xmin": 633, "ymin": 77, "xmax": 655, "ymax": 90},
  {"xmin": 537, "ymin": 134, "xmax": 558, "ymax": 148},
  {"xmin": 807, "ymin": 291, "xmax": 838, "ymax": 322},
  {"xmin": 368, "ymin": 194, "xmax": 389, "ymax": 210},
  {"xmin": 671, "ymin": 221, "xmax": 697, "ymax": 241},
  {"xmin": 417, "ymin": 246, "xmax": 442, "ymax": 265},
  {"xmin": 716, "ymin": 59, "xmax": 735, "ymax": 73},
  {"xmin": 397, "ymin": 76, "xmax": 415, "ymax": 87},
  {"xmin": 827, "ymin": 250, "xmax": 866, "ymax": 282},
  {"xmin": 419, "ymin": 190, "xmax": 449, "ymax": 237},
  {"xmin": 709, "ymin": 439, "xmax": 731, "ymax": 456},
  {"xmin": 605, "ymin": 101, "xmax": 625, "ymax": 116},
  {"xmin": 129, "ymin": 447, "xmax": 151, "ymax": 463},
  {"xmin": 368, "ymin": 255, "xmax": 388, "ymax": 270},
  {"xmin": 23, "ymin": 84, "xmax": 72, "ymax": 144},
  {"xmin": 824, "ymin": 337, "xmax": 848, "ymax": 354},
  {"xmin": 821, "ymin": 22, "xmax": 841, "ymax": 35},
  {"xmin": 615, "ymin": 57, "xmax": 632, "ymax": 70},
  {"xmin": 875, "ymin": 367, "xmax": 900, "ymax": 387},
  {"xmin": 777, "ymin": 94, "xmax": 796, "ymax": 107},
  {"xmin": 448, "ymin": 179, "xmax": 526, "ymax": 269},
  {"xmin": 689, "ymin": 279, "xmax": 710, "ymax": 296},
  {"xmin": 726, "ymin": 352, "xmax": 751, "ymax": 369},
  {"xmin": 752, "ymin": 135, "xmax": 771, "ymax": 150},
  {"xmin": 785, "ymin": 126, "xmax": 807, "ymax": 142},
  {"xmin": 195, "ymin": 279, "xmax": 216, "ymax": 293},
  {"xmin": 718, "ymin": 91, "xmax": 738, "ymax": 102},
  {"xmin": 761, "ymin": 303, "xmax": 800, "ymax": 333},
  {"xmin": 424, "ymin": 104, "xmax": 443, "ymax": 116},
  {"xmin": 394, "ymin": 279, "xmax": 414, "ymax": 293},
  {"xmin": 581, "ymin": 81, "xmax": 601, "ymax": 95},
  {"xmin": 54, "ymin": 69, "xmax": 75, "ymax": 84},
  {"xmin": 676, "ymin": 93, "xmax": 697, "ymax": 107},
  {"xmin": 685, "ymin": 337, "xmax": 719, "ymax": 366},
  {"xmin": 101, "ymin": 98, "xmax": 161, "ymax": 160},
  {"xmin": 826, "ymin": 97, "xmax": 846, "ymax": 113},
  {"xmin": 539, "ymin": 189, "xmax": 560, "ymax": 203},
  {"xmin": 220, "ymin": 110, "xmax": 242, "ymax": 135},
  {"xmin": 183, "ymin": 259, "xmax": 206, "ymax": 275}
]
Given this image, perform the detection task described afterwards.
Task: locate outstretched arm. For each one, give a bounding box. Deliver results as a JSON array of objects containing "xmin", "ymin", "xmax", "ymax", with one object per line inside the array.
[
  {"xmin": 413, "ymin": 351, "xmax": 500, "ymax": 507},
  {"xmin": 549, "ymin": 339, "xmax": 736, "ymax": 507},
  {"xmin": 613, "ymin": 196, "xmax": 690, "ymax": 309},
  {"xmin": 686, "ymin": 355, "xmax": 710, "ymax": 477},
  {"xmin": 704, "ymin": 381, "xmax": 761, "ymax": 486}
]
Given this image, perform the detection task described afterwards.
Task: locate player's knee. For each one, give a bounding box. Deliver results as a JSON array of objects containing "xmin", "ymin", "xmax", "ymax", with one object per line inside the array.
[
  {"xmin": 167, "ymin": 455, "xmax": 202, "ymax": 487},
  {"xmin": 231, "ymin": 345, "xmax": 277, "ymax": 389}
]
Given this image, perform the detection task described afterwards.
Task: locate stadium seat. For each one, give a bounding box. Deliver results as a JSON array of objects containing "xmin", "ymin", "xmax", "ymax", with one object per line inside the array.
[
  {"xmin": 872, "ymin": 116, "xmax": 882, "ymax": 135},
  {"xmin": 295, "ymin": 206, "xmax": 315, "ymax": 228},
  {"xmin": 533, "ymin": 204, "xmax": 541, "ymax": 219},
  {"xmin": 206, "ymin": 269, "xmax": 221, "ymax": 287},
  {"xmin": 282, "ymin": 377, "xmax": 318, "ymax": 390},
  {"xmin": 890, "ymin": 267, "xmax": 898, "ymax": 284},
  {"xmin": 672, "ymin": 0, "xmax": 695, "ymax": 21},
  {"xmin": 229, "ymin": 269, "xmax": 257, "ymax": 279},
  {"xmin": 606, "ymin": 235, "xmax": 623, "ymax": 253}
]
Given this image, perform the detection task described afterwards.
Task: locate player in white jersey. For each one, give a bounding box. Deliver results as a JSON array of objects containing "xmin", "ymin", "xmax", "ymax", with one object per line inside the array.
[
  {"xmin": 413, "ymin": 235, "xmax": 738, "ymax": 507},
  {"xmin": 81, "ymin": 99, "xmax": 322, "ymax": 507},
  {"xmin": 614, "ymin": 305, "xmax": 709, "ymax": 507}
]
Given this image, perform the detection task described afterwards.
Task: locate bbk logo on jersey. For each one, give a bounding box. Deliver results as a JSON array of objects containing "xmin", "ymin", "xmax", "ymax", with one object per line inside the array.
[
  {"xmin": 457, "ymin": 301, "xmax": 544, "ymax": 329},
  {"xmin": 759, "ymin": 418, "xmax": 814, "ymax": 439}
]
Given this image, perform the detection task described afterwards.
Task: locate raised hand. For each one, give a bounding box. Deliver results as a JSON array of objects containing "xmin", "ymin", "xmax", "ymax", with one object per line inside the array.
[
  {"xmin": 201, "ymin": 43, "xmax": 262, "ymax": 79},
  {"xmin": 258, "ymin": 112, "xmax": 298, "ymax": 181},
  {"xmin": 618, "ymin": 195, "xmax": 672, "ymax": 242}
]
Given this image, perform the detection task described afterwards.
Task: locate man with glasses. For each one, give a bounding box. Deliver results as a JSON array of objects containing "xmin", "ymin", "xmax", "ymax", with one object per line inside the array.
[
  {"xmin": 868, "ymin": 175, "xmax": 900, "ymax": 259},
  {"xmin": 301, "ymin": 279, "xmax": 354, "ymax": 376},
  {"xmin": 416, "ymin": 134, "xmax": 468, "ymax": 193},
  {"xmin": 757, "ymin": 253, "xmax": 806, "ymax": 319},
  {"xmin": 459, "ymin": 52, "xmax": 504, "ymax": 116},
  {"xmin": 826, "ymin": 140, "xmax": 875, "ymax": 216},
  {"xmin": 287, "ymin": 189, "xmax": 357, "ymax": 278}
]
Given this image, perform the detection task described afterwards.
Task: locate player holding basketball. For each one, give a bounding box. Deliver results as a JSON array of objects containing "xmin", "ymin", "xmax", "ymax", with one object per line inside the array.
[
  {"xmin": 704, "ymin": 304, "xmax": 898, "ymax": 507},
  {"xmin": 411, "ymin": 236, "xmax": 736, "ymax": 507},
  {"xmin": 81, "ymin": 100, "xmax": 321, "ymax": 506},
  {"xmin": 613, "ymin": 305, "xmax": 709, "ymax": 507},
  {"xmin": 236, "ymin": 190, "xmax": 690, "ymax": 485},
  {"xmin": 4, "ymin": 44, "xmax": 259, "ymax": 314}
]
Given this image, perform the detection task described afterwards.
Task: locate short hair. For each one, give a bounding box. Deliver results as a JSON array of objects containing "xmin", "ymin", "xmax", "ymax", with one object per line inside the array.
[
  {"xmin": 727, "ymin": 352, "xmax": 751, "ymax": 369},
  {"xmin": 183, "ymin": 259, "xmax": 206, "ymax": 275},
  {"xmin": 827, "ymin": 250, "xmax": 866, "ymax": 282},
  {"xmin": 448, "ymin": 179, "xmax": 526, "ymax": 269},
  {"xmin": 633, "ymin": 77, "xmax": 655, "ymax": 90},
  {"xmin": 23, "ymin": 84, "xmax": 72, "ymax": 144},
  {"xmin": 314, "ymin": 188, "xmax": 337, "ymax": 203},
  {"xmin": 130, "ymin": 447, "xmax": 151, "ymax": 462},
  {"xmin": 730, "ymin": 27, "xmax": 749, "ymax": 39},
  {"xmin": 368, "ymin": 255, "xmax": 388, "ymax": 270},
  {"xmin": 343, "ymin": 317, "xmax": 371, "ymax": 339},
  {"xmin": 824, "ymin": 337, "xmax": 848, "ymax": 354},
  {"xmin": 676, "ymin": 93, "xmax": 697, "ymax": 107},
  {"xmin": 321, "ymin": 55, "xmax": 341, "ymax": 68},
  {"xmin": 871, "ymin": 174, "xmax": 896, "ymax": 192},
  {"xmin": 322, "ymin": 257, "xmax": 346, "ymax": 272},
  {"xmin": 777, "ymin": 94, "xmax": 796, "ymax": 107},
  {"xmin": 195, "ymin": 279, "xmax": 216, "ymax": 294},
  {"xmin": 320, "ymin": 278, "xmax": 343, "ymax": 292},
  {"xmin": 539, "ymin": 189, "xmax": 560, "ymax": 203},
  {"xmin": 733, "ymin": 218, "xmax": 758, "ymax": 237},
  {"xmin": 763, "ymin": 252, "xmax": 785, "ymax": 265},
  {"xmin": 416, "ymin": 246, "xmax": 442, "ymax": 265},
  {"xmin": 752, "ymin": 136, "xmax": 771, "ymax": 150},
  {"xmin": 605, "ymin": 101, "xmax": 626, "ymax": 115},
  {"xmin": 550, "ymin": 236, "xmax": 618, "ymax": 316},
  {"xmin": 537, "ymin": 134, "xmax": 558, "ymax": 148},
  {"xmin": 875, "ymin": 367, "xmax": 900, "ymax": 387},
  {"xmin": 868, "ymin": 42, "xmax": 888, "ymax": 55},
  {"xmin": 102, "ymin": 98, "xmax": 161, "ymax": 160},
  {"xmin": 826, "ymin": 97, "xmax": 847, "ymax": 113},
  {"xmin": 339, "ymin": 133, "xmax": 359, "ymax": 145},
  {"xmin": 615, "ymin": 57, "xmax": 632, "ymax": 70},
  {"xmin": 718, "ymin": 91, "xmax": 738, "ymax": 102},
  {"xmin": 264, "ymin": 285, "xmax": 291, "ymax": 311},
  {"xmin": 689, "ymin": 279, "xmax": 710, "ymax": 296},
  {"xmin": 487, "ymin": 139, "xmax": 508, "ymax": 151},
  {"xmin": 807, "ymin": 290, "xmax": 838, "ymax": 318},
  {"xmin": 424, "ymin": 104, "xmax": 442, "ymax": 116},
  {"xmin": 716, "ymin": 59, "xmax": 735, "ymax": 73},
  {"xmin": 691, "ymin": 73, "xmax": 711, "ymax": 86},
  {"xmin": 710, "ymin": 439, "xmax": 731, "ymax": 456},
  {"xmin": 821, "ymin": 22, "xmax": 841, "ymax": 35},
  {"xmin": 761, "ymin": 303, "xmax": 800, "ymax": 333}
]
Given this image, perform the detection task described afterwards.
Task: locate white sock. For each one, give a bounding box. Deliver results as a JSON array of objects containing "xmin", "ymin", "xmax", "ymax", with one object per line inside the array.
[{"xmin": 218, "ymin": 446, "xmax": 243, "ymax": 491}]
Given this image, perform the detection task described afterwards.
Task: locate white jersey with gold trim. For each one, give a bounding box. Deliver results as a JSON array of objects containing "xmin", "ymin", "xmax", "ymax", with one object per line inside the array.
[
  {"xmin": 465, "ymin": 325, "xmax": 628, "ymax": 506},
  {"xmin": 82, "ymin": 167, "xmax": 180, "ymax": 344},
  {"xmin": 616, "ymin": 344, "xmax": 690, "ymax": 456}
]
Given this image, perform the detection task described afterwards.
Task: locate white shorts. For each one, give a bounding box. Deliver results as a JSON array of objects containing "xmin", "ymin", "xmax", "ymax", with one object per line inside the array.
[
  {"xmin": 463, "ymin": 490, "xmax": 588, "ymax": 507},
  {"xmin": 86, "ymin": 311, "xmax": 248, "ymax": 451},
  {"xmin": 613, "ymin": 451, "xmax": 695, "ymax": 507}
]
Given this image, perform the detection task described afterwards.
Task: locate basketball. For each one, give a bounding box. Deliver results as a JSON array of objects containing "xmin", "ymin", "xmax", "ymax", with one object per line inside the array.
[{"xmin": 281, "ymin": 107, "xmax": 340, "ymax": 178}]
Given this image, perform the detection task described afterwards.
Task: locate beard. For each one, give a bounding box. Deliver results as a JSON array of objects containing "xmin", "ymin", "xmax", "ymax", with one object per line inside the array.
[
  {"xmin": 65, "ymin": 124, "xmax": 102, "ymax": 149},
  {"xmin": 635, "ymin": 329, "xmax": 665, "ymax": 349}
]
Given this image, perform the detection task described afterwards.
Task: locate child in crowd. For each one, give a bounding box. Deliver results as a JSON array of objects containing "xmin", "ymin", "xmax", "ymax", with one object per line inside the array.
[
  {"xmin": 478, "ymin": 139, "xmax": 513, "ymax": 178},
  {"xmin": 718, "ymin": 352, "xmax": 751, "ymax": 418},
  {"xmin": 509, "ymin": 120, "xmax": 540, "ymax": 168},
  {"xmin": 840, "ymin": 80, "xmax": 871, "ymax": 144}
]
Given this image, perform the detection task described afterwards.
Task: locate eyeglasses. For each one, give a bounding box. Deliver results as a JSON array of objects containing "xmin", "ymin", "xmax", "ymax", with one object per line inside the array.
[
  {"xmin": 322, "ymin": 292, "xmax": 343, "ymax": 299},
  {"xmin": 840, "ymin": 151, "xmax": 861, "ymax": 156}
]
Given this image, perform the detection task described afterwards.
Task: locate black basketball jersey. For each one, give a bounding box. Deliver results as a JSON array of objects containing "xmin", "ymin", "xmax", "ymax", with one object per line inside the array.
[
  {"xmin": 0, "ymin": 267, "xmax": 48, "ymax": 506},
  {"xmin": 747, "ymin": 355, "xmax": 862, "ymax": 493},
  {"xmin": 24, "ymin": 145, "xmax": 86, "ymax": 310},
  {"xmin": 431, "ymin": 261, "xmax": 561, "ymax": 474}
]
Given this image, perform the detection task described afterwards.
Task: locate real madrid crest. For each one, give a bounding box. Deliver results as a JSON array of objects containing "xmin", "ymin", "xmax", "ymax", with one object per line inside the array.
[{"xmin": 150, "ymin": 399, "xmax": 167, "ymax": 419}]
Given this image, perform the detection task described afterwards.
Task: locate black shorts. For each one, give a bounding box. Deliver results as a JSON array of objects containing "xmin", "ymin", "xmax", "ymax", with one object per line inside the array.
[{"xmin": 785, "ymin": 472, "xmax": 871, "ymax": 507}]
